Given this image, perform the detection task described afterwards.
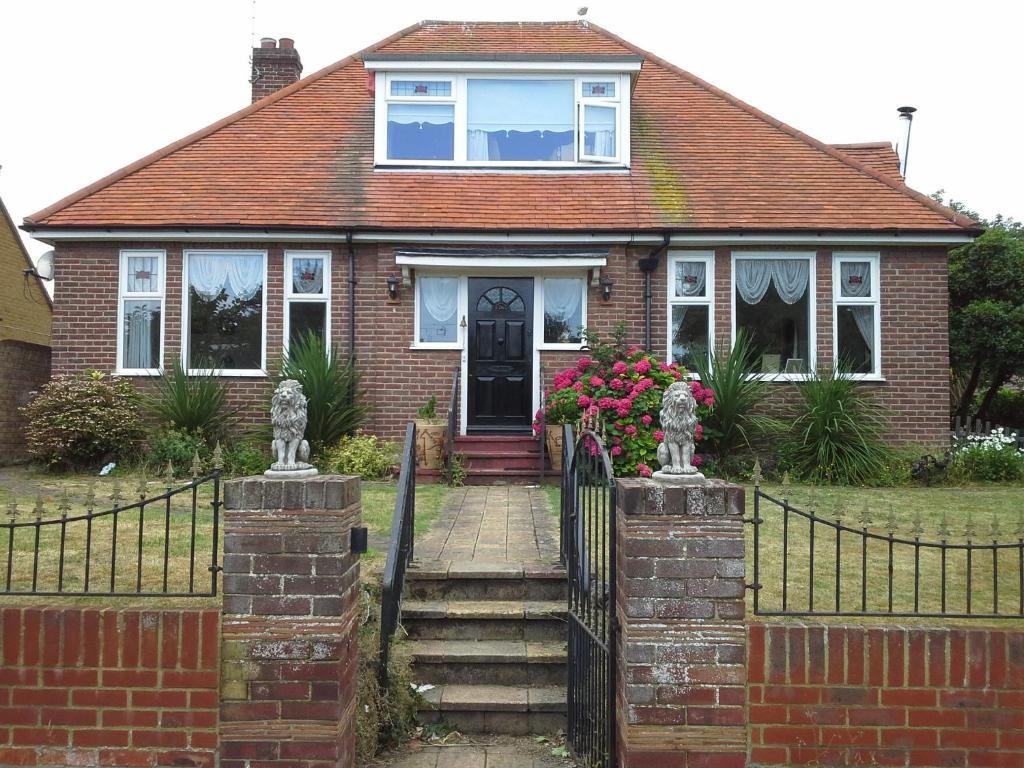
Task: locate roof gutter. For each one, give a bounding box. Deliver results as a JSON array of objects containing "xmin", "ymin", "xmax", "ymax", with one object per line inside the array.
[{"xmin": 22, "ymin": 227, "xmax": 979, "ymax": 247}]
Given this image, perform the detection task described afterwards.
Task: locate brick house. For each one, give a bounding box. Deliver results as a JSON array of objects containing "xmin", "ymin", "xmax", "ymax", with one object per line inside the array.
[
  {"xmin": 23, "ymin": 21, "xmax": 977, "ymax": 452},
  {"xmin": 0, "ymin": 194, "xmax": 51, "ymax": 463}
]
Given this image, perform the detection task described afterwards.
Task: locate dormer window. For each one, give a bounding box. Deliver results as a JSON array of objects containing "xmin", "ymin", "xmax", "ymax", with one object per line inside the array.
[{"xmin": 368, "ymin": 59, "xmax": 636, "ymax": 168}]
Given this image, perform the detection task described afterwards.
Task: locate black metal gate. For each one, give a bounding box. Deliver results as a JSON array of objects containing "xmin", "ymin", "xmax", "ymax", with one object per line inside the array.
[{"xmin": 563, "ymin": 427, "xmax": 617, "ymax": 768}]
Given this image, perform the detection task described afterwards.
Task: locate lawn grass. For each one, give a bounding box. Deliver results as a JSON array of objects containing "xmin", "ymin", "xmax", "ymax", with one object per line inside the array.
[{"xmin": 0, "ymin": 467, "xmax": 452, "ymax": 605}]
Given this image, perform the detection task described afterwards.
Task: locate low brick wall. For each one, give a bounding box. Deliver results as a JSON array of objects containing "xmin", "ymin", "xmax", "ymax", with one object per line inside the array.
[
  {"xmin": 0, "ymin": 339, "xmax": 50, "ymax": 464},
  {"xmin": 748, "ymin": 623, "xmax": 1024, "ymax": 767},
  {"xmin": 0, "ymin": 607, "xmax": 219, "ymax": 767}
]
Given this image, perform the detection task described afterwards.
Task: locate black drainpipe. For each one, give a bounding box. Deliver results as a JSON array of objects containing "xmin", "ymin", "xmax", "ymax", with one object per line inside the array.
[
  {"xmin": 637, "ymin": 233, "xmax": 671, "ymax": 352},
  {"xmin": 346, "ymin": 231, "xmax": 357, "ymax": 365}
]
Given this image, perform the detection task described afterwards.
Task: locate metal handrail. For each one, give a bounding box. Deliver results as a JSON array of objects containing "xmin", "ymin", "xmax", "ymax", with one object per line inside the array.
[
  {"xmin": 379, "ymin": 421, "xmax": 416, "ymax": 687},
  {"xmin": 445, "ymin": 365, "xmax": 460, "ymax": 480},
  {"xmin": 560, "ymin": 423, "xmax": 575, "ymax": 567},
  {"xmin": 2, "ymin": 472, "xmax": 222, "ymax": 597},
  {"xmin": 537, "ymin": 364, "xmax": 546, "ymax": 485}
]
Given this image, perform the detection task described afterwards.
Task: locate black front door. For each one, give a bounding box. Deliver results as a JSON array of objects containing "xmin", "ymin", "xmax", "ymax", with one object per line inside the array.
[{"xmin": 468, "ymin": 278, "xmax": 534, "ymax": 432}]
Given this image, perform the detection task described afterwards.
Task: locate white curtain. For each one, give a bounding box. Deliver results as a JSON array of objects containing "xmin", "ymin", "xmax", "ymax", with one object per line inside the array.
[
  {"xmin": 674, "ymin": 261, "xmax": 706, "ymax": 297},
  {"xmin": 421, "ymin": 277, "xmax": 458, "ymax": 325},
  {"xmin": 851, "ymin": 305, "xmax": 875, "ymax": 357},
  {"xmin": 544, "ymin": 278, "xmax": 583, "ymax": 323},
  {"xmin": 468, "ymin": 130, "xmax": 491, "ymax": 161},
  {"xmin": 292, "ymin": 258, "xmax": 324, "ymax": 294},
  {"xmin": 736, "ymin": 259, "xmax": 809, "ymax": 305},
  {"xmin": 189, "ymin": 254, "xmax": 264, "ymax": 301},
  {"xmin": 841, "ymin": 261, "xmax": 872, "ymax": 298},
  {"xmin": 124, "ymin": 303, "xmax": 155, "ymax": 368},
  {"xmin": 126, "ymin": 256, "xmax": 158, "ymax": 293},
  {"xmin": 589, "ymin": 130, "xmax": 615, "ymax": 157}
]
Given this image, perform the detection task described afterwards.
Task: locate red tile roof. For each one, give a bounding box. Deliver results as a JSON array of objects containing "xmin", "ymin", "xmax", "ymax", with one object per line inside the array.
[
  {"xmin": 26, "ymin": 21, "xmax": 975, "ymax": 233},
  {"xmin": 831, "ymin": 142, "xmax": 903, "ymax": 181}
]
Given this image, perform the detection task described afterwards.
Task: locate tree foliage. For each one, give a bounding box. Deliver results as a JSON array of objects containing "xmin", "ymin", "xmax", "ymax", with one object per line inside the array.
[{"xmin": 933, "ymin": 191, "xmax": 1024, "ymax": 421}]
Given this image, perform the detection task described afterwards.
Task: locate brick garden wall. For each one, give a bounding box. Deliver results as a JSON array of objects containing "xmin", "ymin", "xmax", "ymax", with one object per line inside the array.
[
  {"xmin": 0, "ymin": 607, "xmax": 219, "ymax": 767},
  {"xmin": 0, "ymin": 340, "xmax": 50, "ymax": 464},
  {"xmin": 51, "ymin": 241, "xmax": 950, "ymax": 444},
  {"xmin": 748, "ymin": 623, "xmax": 1024, "ymax": 767}
]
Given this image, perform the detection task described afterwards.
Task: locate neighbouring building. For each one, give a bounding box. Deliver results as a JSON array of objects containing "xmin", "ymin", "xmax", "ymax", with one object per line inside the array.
[
  {"xmin": 23, "ymin": 21, "xmax": 977, "ymax": 455},
  {"xmin": 0, "ymin": 194, "xmax": 52, "ymax": 463}
]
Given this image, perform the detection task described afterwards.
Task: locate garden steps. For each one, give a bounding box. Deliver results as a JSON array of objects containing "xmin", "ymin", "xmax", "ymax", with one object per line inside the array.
[
  {"xmin": 419, "ymin": 434, "xmax": 559, "ymax": 485},
  {"xmin": 402, "ymin": 558, "xmax": 568, "ymax": 734}
]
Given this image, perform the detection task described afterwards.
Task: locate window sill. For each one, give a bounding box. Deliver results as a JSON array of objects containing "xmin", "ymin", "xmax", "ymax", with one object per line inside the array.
[
  {"xmin": 539, "ymin": 343, "xmax": 586, "ymax": 352},
  {"xmin": 186, "ymin": 369, "xmax": 268, "ymax": 378},
  {"xmin": 409, "ymin": 343, "xmax": 462, "ymax": 351},
  {"xmin": 114, "ymin": 369, "xmax": 162, "ymax": 377},
  {"xmin": 375, "ymin": 162, "xmax": 629, "ymax": 173},
  {"xmin": 743, "ymin": 373, "xmax": 886, "ymax": 383}
]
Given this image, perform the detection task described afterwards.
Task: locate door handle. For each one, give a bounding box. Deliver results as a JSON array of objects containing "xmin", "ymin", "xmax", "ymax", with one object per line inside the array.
[{"xmin": 497, "ymin": 337, "xmax": 505, "ymax": 345}]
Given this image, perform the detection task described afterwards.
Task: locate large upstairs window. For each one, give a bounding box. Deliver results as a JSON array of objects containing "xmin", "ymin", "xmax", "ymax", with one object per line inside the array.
[{"xmin": 374, "ymin": 70, "xmax": 631, "ymax": 167}]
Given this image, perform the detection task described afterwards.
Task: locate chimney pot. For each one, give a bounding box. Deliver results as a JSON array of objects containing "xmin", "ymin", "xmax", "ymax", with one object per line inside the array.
[
  {"xmin": 260, "ymin": 37, "xmax": 277, "ymax": 49},
  {"xmin": 279, "ymin": 37, "xmax": 295, "ymax": 49}
]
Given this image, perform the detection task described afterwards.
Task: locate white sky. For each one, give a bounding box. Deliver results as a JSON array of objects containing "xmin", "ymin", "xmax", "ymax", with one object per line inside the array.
[{"xmin": 2, "ymin": 0, "xmax": 1021, "ymax": 262}]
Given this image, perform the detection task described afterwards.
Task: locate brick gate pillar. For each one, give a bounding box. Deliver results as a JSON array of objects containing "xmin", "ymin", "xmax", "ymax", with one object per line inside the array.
[
  {"xmin": 219, "ymin": 476, "xmax": 362, "ymax": 768},
  {"xmin": 615, "ymin": 479, "xmax": 747, "ymax": 768}
]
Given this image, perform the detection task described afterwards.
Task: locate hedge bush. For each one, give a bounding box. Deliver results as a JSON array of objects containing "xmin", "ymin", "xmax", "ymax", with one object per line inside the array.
[{"xmin": 21, "ymin": 371, "xmax": 145, "ymax": 469}]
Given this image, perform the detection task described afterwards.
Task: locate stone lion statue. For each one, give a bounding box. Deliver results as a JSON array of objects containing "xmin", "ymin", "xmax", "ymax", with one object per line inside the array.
[
  {"xmin": 269, "ymin": 379, "xmax": 312, "ymax": 471},
  {"xmin": 656, "ymin": 381, "xmax": 700, "ymax": 475}
]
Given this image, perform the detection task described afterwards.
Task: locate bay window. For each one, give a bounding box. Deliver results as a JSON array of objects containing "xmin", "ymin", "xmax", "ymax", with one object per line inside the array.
[
  {"xmin": 667, "ymin": 252, "xmax": 713, "ymax": 370},
  {"xmin": 542, "ymin": 277, "xmax": 586, "ymax": 345},
  {"xmin": 376, "ymin": 72, "xmax": 629, "ymax": 166},
  {"xmin": 118, "ymin": 250, "xmax": 165, "ymax": 374},
  {"xmin": 416, "ymin": 275, "xmax": 460, "ymax": 346},
  {"xmin": 285, "ymin": 251, "xmax": 330, "ymax": 352},
  {"xmin": 184, "ymin": 250, "xmax": 266, "ymax": 374},
  {"xmin": 834, "ymin": 253, "xmax": 880, "ymax": 377},
  {"xmin": 733, "ymin": 253, "xmax": 814, "ymax": 375}
]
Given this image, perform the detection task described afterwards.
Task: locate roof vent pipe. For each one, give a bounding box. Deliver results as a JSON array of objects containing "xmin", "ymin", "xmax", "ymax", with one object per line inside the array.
[{"xmin": 897, "ymin": 106, "xmax": 916, "ymax": 178}]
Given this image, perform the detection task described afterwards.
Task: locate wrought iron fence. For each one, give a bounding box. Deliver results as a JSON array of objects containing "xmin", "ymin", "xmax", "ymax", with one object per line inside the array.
[
  {"xmin": 748, "ymin": 472, "xmax": 1024, "ymax": 619},
  {"xmin": 564, "ymin": 428, "xmax": 617, "ymax": 768},
  {"xmin": 2, "ymin": 466, "xmax": 222, "ymax": 597},
  {"xmin": 379, "ymin": 421, "xmax": 416, "ymax": 687}
]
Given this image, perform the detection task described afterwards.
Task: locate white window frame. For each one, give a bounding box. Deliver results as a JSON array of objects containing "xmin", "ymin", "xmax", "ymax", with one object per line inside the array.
[
  {"xmin": 116, "ymin": 249, "xmax": 166, "ymax": 376},
  {"xmin": 283, "ymin": 250, "xmax": 331, "ymax": 355},
  {"xmin": 666, "ymin": 251, "xmax": 714, "ymax": 373},
  {"xmin": 578, "ymin": 89, "xmax": 621, "ymax": 164},
  {"xmin": 833, "ymin": 251, "xmax": 882, "ymax": 380},
  {"xmin": 730, "ymin": 251, "xmax": 817, "ymax": 381},
  {"xmin": 181, "ymin": 249, "xmax": 268, "ymax": 377},
  {"xmin": 413, "ymin": 273, "xmax": 465, "ymax": 350},
  {"xmin": 374, "ymin": 71, "xmax": 631, "ymax": 168},
  {"xmin": 537, "ymin": 274, "xmax": 589, "ymax": 351}
]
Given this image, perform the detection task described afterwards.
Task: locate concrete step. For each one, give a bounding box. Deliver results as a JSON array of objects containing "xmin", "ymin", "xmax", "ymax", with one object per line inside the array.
[
  {"xmin": 402, "ymin": 599, "xmax": 567, "ymax": 642},
  {"xmin": 406, "ymin": 560, "xmax": 567, "ymax": 601},
  {"xmin": 460, "ymin": 450, "xmax": 542, "ymax": 471},
  {"xmin": 418, "ymin": 684, "xmax": 566, "ymax": 735},
  {"xmin": 409, "ymin": 639, "xmax": 567, "ymax": 686}
]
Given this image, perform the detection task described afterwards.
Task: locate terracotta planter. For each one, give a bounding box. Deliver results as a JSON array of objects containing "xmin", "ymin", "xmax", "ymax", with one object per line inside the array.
[
  {"xmin": 414, "ymin": 420, "xmax": 446, "ymax": 470},
  {"xmin": 545, "ymin": 424, "xmax": 564, "ymax": 471}
]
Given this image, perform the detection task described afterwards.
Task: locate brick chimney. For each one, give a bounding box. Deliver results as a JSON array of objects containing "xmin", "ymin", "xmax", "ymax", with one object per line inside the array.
[{"xmin": 251, "ymin": 37, "xmax": 302, "ymax": 103}]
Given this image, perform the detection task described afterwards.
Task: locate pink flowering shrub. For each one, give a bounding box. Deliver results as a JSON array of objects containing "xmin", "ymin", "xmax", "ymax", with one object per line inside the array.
[{"xmin": 534, "ymin": 328, "xmax": 714, "ymax": 476}]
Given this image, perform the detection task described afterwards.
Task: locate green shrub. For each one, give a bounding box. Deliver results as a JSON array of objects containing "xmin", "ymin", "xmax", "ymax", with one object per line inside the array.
[
  {"xmin": 441, "ymin": 452, "xmax": 467, "ymax": 487},
  {"xmin": 147, "ymin": 427, "xmax": 208, "ymax": 476},
  {"xmin": 778, "ymin": 368, "xmax": 893, "ymax": 485},
  {"xmin": 21, "ymin": 371, "xmax": 145, "ymax": 469},
  {"xmin": 324, "ymin": 432, "xmax": 398, "ymax": 479},
  {"xmin": 949, "ymin": 429, "xmax": 1024, "ymax": 483},
  {"xmin": 278, "ymin": 332, "xmax": 369, "ymax": 456},
  {"xmin": 149, "ymin": 357, "xmax": 237, "ymax": 442},
  {"xmin": 692, "ymin": 330, "xmax": 784, "ymax": 460},
  {"xmin": 220, "ymin": 441, "xmax": 271, "ymax": 478},
  {"xmin": 985, "ymin": 387, "xmax": 1024, "ymax": 429}
]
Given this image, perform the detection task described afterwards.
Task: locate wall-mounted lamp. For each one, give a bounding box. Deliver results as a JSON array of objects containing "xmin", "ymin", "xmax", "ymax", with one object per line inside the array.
[
  {"xmin": 385, "ymin": 275, "xmax": 400, "ymax": 303},
  {"xmin": 599, "ymin": 276, "xmax": 614, "ymax": 301}
]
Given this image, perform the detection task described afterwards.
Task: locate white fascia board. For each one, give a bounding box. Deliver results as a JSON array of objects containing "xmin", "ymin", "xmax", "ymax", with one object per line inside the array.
[
  {"xmin": 364, "ymin": 59, "xmax": 643, "ymax": 73},
  {"xmin": 395, "ymin": 253, "xmax": 607, "ymax": 268},
  {"xmin": 27, "ymin": 229, "xmax": 974, "ymax": 247}
]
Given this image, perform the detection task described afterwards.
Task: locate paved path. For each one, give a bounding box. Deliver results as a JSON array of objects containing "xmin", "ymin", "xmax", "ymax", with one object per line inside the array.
[
  {"xmin": 415, "ymin": 487, "xmax": 559, "ymax": 563},
  {"xmin": 377, "ymin": 739, "xmax": 573, "ymax": 767}
]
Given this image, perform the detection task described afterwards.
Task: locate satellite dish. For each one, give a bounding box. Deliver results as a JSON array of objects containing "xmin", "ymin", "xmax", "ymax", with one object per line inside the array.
[{"xmin": 35, "ymin": 251, "xmax": 55, "ymax": 281}]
